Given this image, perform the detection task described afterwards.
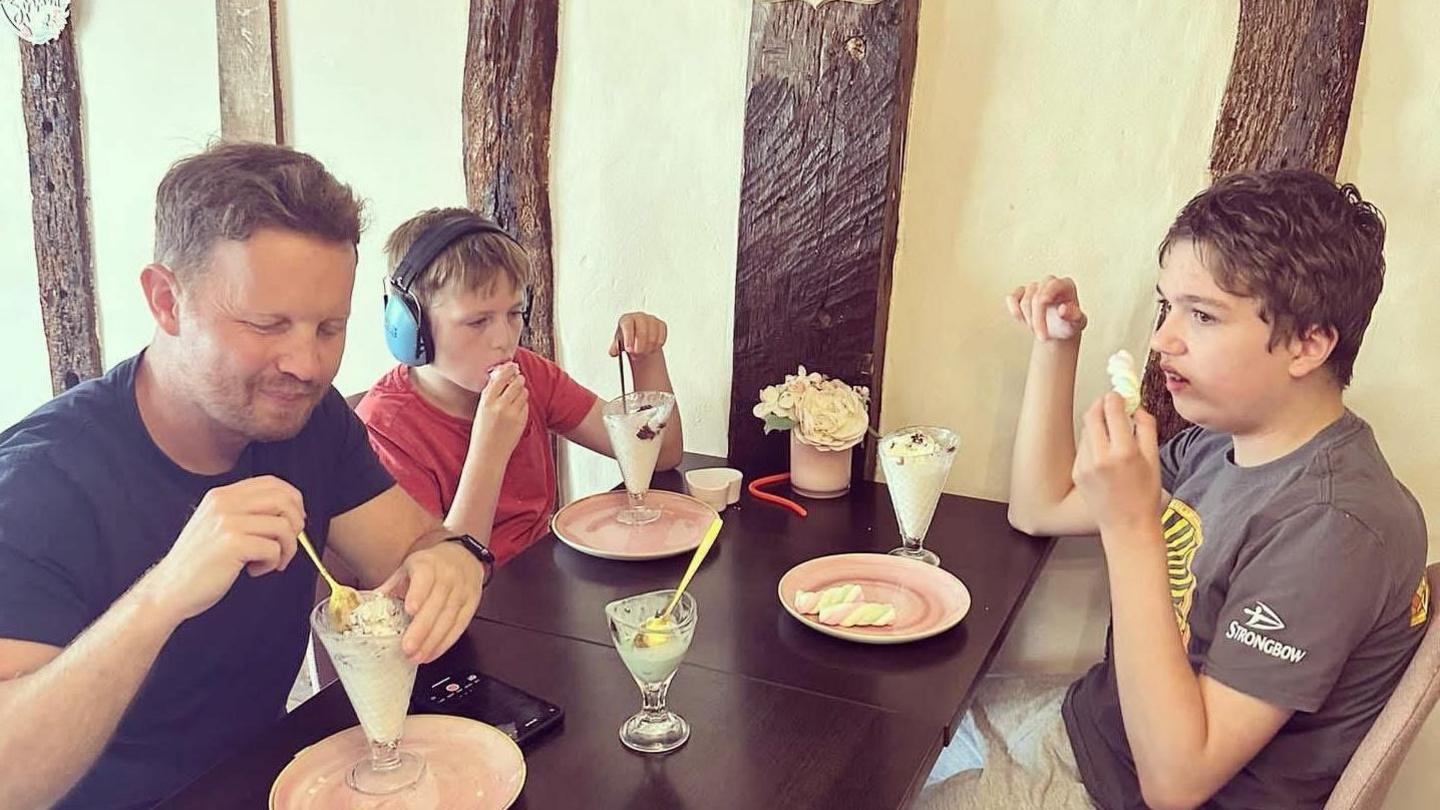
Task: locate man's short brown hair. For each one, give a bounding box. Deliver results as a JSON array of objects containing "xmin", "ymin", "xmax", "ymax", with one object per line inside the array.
[
  {"xmin": 383, "ymin": 207, "xmax": 530, "ymax": 307},
  {"xmin": 1159, "ymin": 169, "xmax": 1386, "ymax": 387},
  {"xmin": 154, "ymin": 143, "xmax": 364, "ymax": 279}
]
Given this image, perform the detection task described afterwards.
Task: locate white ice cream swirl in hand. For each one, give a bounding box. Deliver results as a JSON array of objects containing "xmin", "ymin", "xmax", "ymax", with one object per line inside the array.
[{"xmin": 1107, "ymin": 350, "xmax": 1141, "ymax": 414}]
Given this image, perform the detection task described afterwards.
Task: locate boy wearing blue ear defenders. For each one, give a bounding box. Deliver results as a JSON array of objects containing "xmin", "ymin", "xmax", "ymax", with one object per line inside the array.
[{"xmin": 356, "ymin": 207, "xmax": 683, "ymax": 566}]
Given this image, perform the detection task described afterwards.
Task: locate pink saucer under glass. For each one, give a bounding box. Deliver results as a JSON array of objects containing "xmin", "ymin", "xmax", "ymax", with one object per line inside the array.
[
  {"xmin": 777, "ymin": 553, "xmax": 971, "ymax": 644},
  {"xmin": 551, "ymin": 490, "xmax": 720, "ymax": 561},
  {"xmin": 269, "ymin": 715, "xmax": 524, "ymax": 809}
]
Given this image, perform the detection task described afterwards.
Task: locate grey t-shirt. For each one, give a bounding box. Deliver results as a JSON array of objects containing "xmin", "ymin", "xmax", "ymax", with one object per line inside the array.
[{"xmin": 1063, "ymin": 410, "xmax": 1429, "ymax": 809}]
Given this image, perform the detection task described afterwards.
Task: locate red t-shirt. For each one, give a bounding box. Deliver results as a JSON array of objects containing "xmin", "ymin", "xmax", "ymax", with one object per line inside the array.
[{"xmin": 355, "ymin": 349, "xmax": 597, "ymax": 565}]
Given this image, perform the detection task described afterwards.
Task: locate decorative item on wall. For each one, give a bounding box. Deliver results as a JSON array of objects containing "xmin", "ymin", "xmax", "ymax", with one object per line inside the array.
[
  {"xmin": 1, "ymin": 0, "xmax": 70, "ymax": 45},
  {"xmin": 753, "ymin": 367, "xmax": 871, "ymax": 498}
]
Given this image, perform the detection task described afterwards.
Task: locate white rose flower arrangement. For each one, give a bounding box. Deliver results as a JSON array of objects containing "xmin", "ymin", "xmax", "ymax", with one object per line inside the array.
[{"xmin": 752, "ymin": 366, "xmax": 871, "ymax": 451}]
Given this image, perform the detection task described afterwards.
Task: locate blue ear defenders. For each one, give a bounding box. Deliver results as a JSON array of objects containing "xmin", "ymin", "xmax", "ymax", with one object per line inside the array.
[{"xmin": 382, "ymin": 214, "xmax": 520, "ymax": 366}]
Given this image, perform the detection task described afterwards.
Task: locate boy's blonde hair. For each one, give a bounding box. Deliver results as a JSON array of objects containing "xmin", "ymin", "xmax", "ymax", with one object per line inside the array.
[{"xmin": 384, "ymin": 207, "xmax": 530, "ymax": 306}]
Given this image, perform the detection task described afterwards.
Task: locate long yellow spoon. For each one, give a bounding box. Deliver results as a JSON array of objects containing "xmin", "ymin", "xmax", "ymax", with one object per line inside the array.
[
  {"xmin": 635, "ymin": 517, "xmax": 723, "ymax": 647},
  {"xmin": 297, "ymin": 530, "xmax": 360, "ymax": 629}
]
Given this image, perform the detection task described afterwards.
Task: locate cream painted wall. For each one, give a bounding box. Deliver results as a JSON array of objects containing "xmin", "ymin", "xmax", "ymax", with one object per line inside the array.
[
  {"xmin": 885, "ymin": 1, "xmax": 1238, "ymax": 674},
  {"xmin": 885, "ymin": 0, "xmax": 1236, "ymax": 502},
  {"xmin": 1, "ymin": 1, "xmax": 221, "ymax": 427},
  {"xmin": 1338, "ymin": 3, "xmax": 1440, "ymax": 804},
  {"xmin": 277, "ymin": 0, "xmax": 471, "ymax": 397},
  {"xmin": 550, "ymin": 0, "xmax": 749, "ymax": 500},
  {"xmin": 0, "ymin": 39, "xmax": 48, "ymax": 429},
  {"xmin": 74, "ymin": 0, "xmax": 222, "ymax": 367},
  {"xmin": 1337, "ymin": 2, "xmax": 1440, "ymax": 556}
]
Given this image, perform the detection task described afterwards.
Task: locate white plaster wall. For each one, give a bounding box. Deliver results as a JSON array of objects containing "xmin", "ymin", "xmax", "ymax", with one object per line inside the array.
[
  {"xmin": 1339, "ymin": 4, "xmax": 1440, "ymax": 804},
  {"xmin": 278, "ymin": 0, "xmax": 471, "ymax": 398},
  {"xmin": 885, "ymin": 1, "xmax": 1237, "ymax": 675},
  {"xmin": 0, "ymin": 38, "xmax": 49, "ymax": 429},
  {"xmin": 73, "ymin": 0, "xmax": 222, "ymax": 367},
  {"xmin": 549, "ymin": 0, "xmax": 749, "ymax": 500}
]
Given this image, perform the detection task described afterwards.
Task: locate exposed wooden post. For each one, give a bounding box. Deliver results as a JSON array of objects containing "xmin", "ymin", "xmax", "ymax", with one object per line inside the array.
[
  {"xmin": 1209, "ymin": 0, "xmax": 1366, "ymax": 179},
  {"xmin": 460, "ymin": 0, "xmax": 559, "ymax": 362},
  {"xmin": 19, "ymin": 28, "xmax": 101, "ymax": 393},
  {"xmin": 727, "ymin": 0, "xmax": 920, "ymax": 476},
  {"xmin": 215, "ymin": 0, "xmax": 284, "ymax": 143},
  {"xmin": 1141, "ymin": 0, "xmax": 1368, "ymax": 441}
]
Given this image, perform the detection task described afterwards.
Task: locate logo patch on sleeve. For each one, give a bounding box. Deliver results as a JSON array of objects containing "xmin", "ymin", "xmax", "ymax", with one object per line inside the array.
[
  {"xmin": 1227, "ymin": 601, "xmax": 1307, "ymax": 663},
  {"xmin": 1410, "ymin": 576, "xmax": 1430, "ymax": 628},
  {"xmin": 1242, "ymin": 600, "xmax": 1286, "ymax": 632}
]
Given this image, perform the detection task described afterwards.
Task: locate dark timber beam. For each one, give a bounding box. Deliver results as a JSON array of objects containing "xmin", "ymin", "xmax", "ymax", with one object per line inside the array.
[
  {"xmin": 727, "ymin": 0, "xmax": 919, "ymax": 476},
  {"xmin": 461, "ymin": 0, "xmax": 559, "ymax": 362},
  {"xmin": 19, "ymin": 28, "xmax": 101, "ymax": 393}
]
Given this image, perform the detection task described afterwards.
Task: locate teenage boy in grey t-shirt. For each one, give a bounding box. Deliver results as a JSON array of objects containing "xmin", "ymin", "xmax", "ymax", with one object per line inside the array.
[
  {"xmin": 1065, "ymin": 410, "xmax": 1427, "ymax": 808},
  {"xmin": 923, "ymin": 170, "xmax": 1428, "ymax": 810}
]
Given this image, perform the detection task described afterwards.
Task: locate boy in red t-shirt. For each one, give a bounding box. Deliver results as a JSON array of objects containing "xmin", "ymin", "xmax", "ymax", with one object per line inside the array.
[{"xmin": 356, "ymin": 208, "xmax": 683, "ymax": 565}]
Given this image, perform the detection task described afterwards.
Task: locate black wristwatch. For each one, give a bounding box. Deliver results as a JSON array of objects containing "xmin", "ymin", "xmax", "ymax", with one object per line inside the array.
[{"xmin": 444, "ymin": 533, "xmax": 495, "ymax": 585}]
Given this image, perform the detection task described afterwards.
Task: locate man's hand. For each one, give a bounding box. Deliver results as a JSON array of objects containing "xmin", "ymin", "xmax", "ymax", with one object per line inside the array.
[
  {"xmin": 1072, "ymin": 393, "xmax": 1163, "ymax": 540},
  {"xmin": 1005, "ymin": 275, "xmax": 1088, "ymax": 341},
  {"xmin": 138, "ymin": 476, "xmax": 304, "ymax": 625},
  {"xmin": 472, "ymin": 362, "xmax": 529, "ymax": 458},
  {"xmin": 379, "ymin": 541, "xmax": 484, "ymax": 664},
  {"xmin": 609, "ymin": 312, "xmax": 668, "ymax": 359}
]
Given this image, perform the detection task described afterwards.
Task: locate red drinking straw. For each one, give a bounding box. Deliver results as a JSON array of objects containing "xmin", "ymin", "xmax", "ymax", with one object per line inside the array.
[{"xmin": 747, "ymin": 473, "xmax": 808, "ymax": 518}]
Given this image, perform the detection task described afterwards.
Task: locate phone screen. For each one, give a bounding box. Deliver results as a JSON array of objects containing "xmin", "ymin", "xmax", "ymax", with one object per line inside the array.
[{"xmin": 411, "ymin": 668, "xmax": 563, "ymax": 747}]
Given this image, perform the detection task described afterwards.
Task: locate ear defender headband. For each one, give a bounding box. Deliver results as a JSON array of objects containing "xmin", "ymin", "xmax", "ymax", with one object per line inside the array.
[{"xmin": 383, "ymin": 214, "xmax": 520, "ymax": 366}]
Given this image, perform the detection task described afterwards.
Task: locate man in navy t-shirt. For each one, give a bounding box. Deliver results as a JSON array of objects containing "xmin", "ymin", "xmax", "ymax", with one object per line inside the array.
[{"xmin": 0, "ymin": 144, "xmax": 491, "ymax": 809}]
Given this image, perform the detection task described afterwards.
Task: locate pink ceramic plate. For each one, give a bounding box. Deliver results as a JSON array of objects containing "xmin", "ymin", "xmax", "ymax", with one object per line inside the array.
[
  {"xmin": 777, "ymin": 553, "xmax": 971, "ymax": 644},
  {"xmin": 551, "ymin": 490, "xmax": 720, "ymax": 561},
  {"xmin": 270, "ymin": 715, "xmax": 525, "ymax": 809}
]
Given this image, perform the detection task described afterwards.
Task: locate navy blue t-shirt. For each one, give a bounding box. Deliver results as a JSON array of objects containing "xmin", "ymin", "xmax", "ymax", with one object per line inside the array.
[{"xmin": 0, "ymin": 354, "xmax": 394, "ymax": 809}]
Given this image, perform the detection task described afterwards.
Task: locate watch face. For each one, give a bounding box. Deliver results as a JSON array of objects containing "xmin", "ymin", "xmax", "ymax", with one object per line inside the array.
[{"xmin": 457, "ymin": 535, "xmax": 491, "ymax": 557}]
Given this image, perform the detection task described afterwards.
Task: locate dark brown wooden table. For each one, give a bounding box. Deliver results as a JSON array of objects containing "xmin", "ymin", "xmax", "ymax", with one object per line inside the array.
[
  {"xmin": 161, "ymin": 454, "xmax": 1053, "ymax": 809},
  {"xmin": 482, "ymin": 456, "xmax": 1053, "ymax": 742},
  {"xmin": 162, "ymin": 620, "xmax": 941, "ymax": 809}
]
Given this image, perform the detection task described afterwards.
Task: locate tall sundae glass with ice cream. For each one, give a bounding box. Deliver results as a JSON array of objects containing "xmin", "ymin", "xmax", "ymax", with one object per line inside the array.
[
  {"xmin": 309, "ymin": 591, "xmax": 424, "ymax": 794},
  {"xmin": 602, "ymin": 391, "xmax": 675, "ymax": 526},
  {"xmin": 878, "ymin": 425, "xmax": 959, "ymax": 566}
]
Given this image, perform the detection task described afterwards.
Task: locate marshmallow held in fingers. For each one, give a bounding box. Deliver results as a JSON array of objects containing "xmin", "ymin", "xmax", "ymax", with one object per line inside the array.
[
  {"xmin": 817, "ymin": 601, "xmax": 897, "ymax": 627},
  {"xmin": 1045, "ymin": 307, "xmax": 1078, "ymax": 340},
  {"xmin": 1107, "ymin": 350, "xmax": 1141, "ymax": 415}
]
